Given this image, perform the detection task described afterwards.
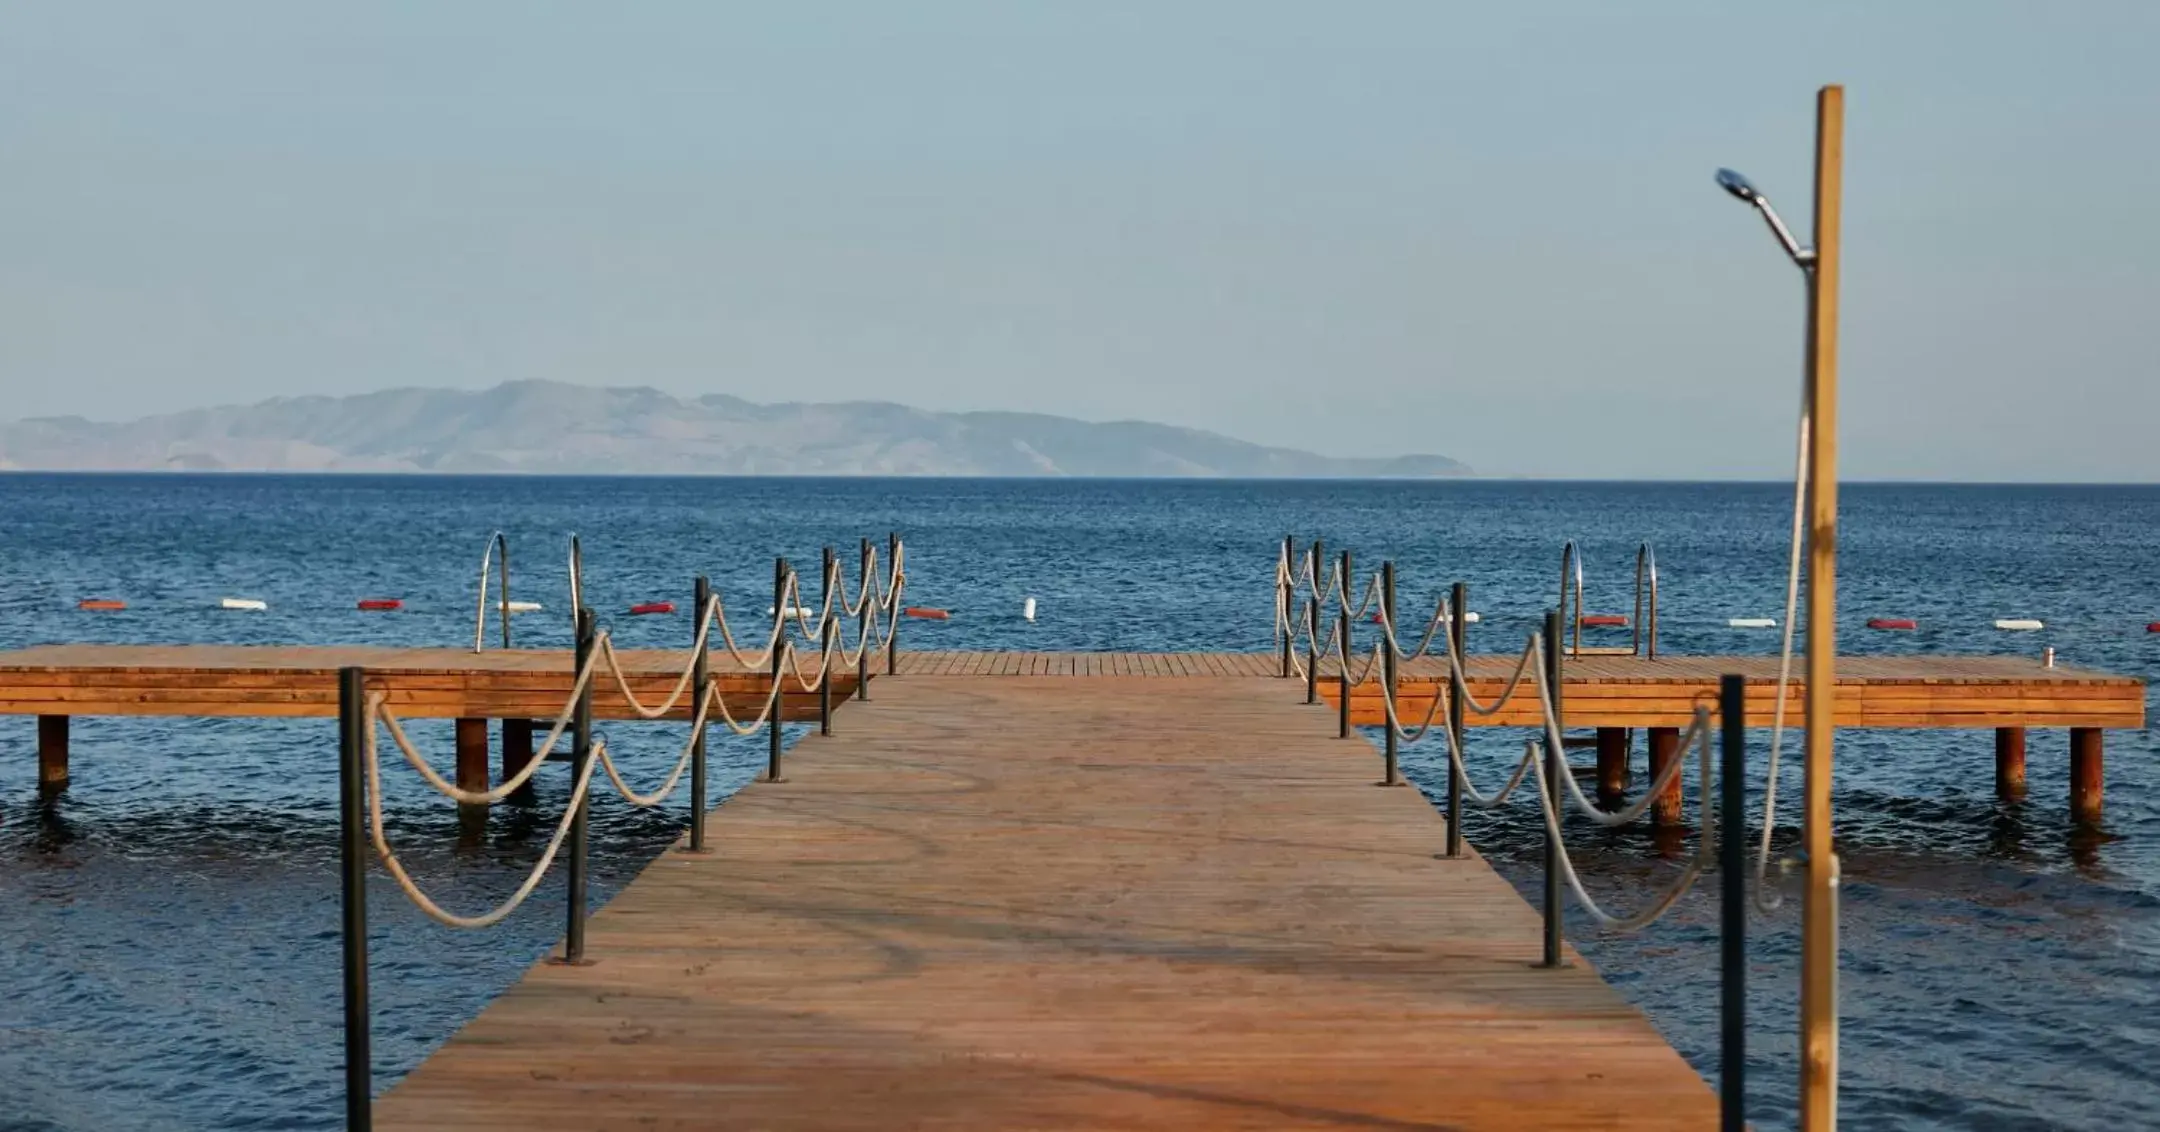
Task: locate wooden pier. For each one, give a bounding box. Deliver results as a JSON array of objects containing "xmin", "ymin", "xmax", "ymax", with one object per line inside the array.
[
  {"xmin": 373, "ymin": 672, "xmax": 1715, "ymax": 1129},
  {"xmin": 3, "ymin": 643, "xmax": 2146, "ymax": 1122},
  {"xmin": 1, "ymin": 645, "xmax": 2142, "ymax": 816}
]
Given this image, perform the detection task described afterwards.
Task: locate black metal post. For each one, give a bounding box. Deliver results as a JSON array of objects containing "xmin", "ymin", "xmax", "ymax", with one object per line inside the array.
[
  {"xmin": 1305, "ymin": 538, "xmax": 1322, "ymax": 705},
  {"xmin": 1720, "ymin": 673, "xmax": 1748, "ymax": 1132},
  {"xmin": 769, "ymin": 557, "xmax": 787, "ymax": 782},
  {"xmin": 886, "ymin": 532, "xmax": 900, "ymax": 677},
  {"xmin": 858, "ymin": 537, "xmax": 872, "ymax": 702},
  {"xmin": 564, "ymin": 608, "xmax": 595, "ymax": 963},
  {"xmin": 1337, "ymin": 549, "xmax": 1353, "ymax": 740},
  {"xmin": 820, "ymin": 547, "xmax": 834, "ymax": 737},
  {"xmin": 1446, "ymin": 581, "xmax": 1468, "ymax": 859},
  {"xmin": 1279, "ymin": 534, "xmax": 1294, "ymax": 678},
  {"xmin": 690, "ymin": 575, "xmax": 711, "ymax": 852},
  {"xmin": 1541, "ymin": 608, "xmax": 1566, "ymax": 969},
  {"xmin": 337, "ymin": 667, "xmax": 373, "ymax": 1131},
  {"xmin": 1380, "ymin": 560, "xmax": 1399, "ymax": 786}
]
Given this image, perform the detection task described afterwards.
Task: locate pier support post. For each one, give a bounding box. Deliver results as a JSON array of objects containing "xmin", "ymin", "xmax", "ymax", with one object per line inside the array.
[
  {"xmin": 1647, "ymin": 727, "xmax": 1683, "ymax": 827},
  {"xmin": 1994, "ymin": 727, "xmax": 2026, "ymax": 802},
  {"xmin": 502, "ymin": 718, "xmax": 536, "ymax": 800},
  {"xmin": 2070, "ymin": 728, "xmax": 2104, "ymax": 825},
  {"xmin": 1595, "ymin": 727, "xmax": 1629, "ymax": 809},
  {"xmin": 455, "ymin": 717, "xmax": 489, "ymax": 840},
  {"xmin": 37, "ymin": 715, "xmax": 69, "ymax": 790},
  {"xmin": 455, "ymin": 718, "xmax": 489, "ymax": 799}
]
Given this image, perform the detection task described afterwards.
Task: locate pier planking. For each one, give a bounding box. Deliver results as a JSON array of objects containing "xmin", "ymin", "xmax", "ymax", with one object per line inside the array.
[
  {"xmin": 0, "ymin": 646, "xmax": 2137, "ymax": 729},
  {"xmin": 375, "ymin": 674, "xmax": 1716, "ymax": 1130}
]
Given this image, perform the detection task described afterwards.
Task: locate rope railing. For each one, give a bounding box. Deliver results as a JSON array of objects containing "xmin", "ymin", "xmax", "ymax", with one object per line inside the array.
[
  {"xmin": 343, "ymin": 533, "xmax": 911, "ymax": 1123},
  {"xmin": 1276, "ymin": 544, "xmax": 1743, "ymax": 942},
  {"xmin": 1269, "ymin": 333, "xmax": 1804, "ymax": 1131},
  {"xmin": 341, "ymin": 533, "xmax": 910, "ymax": 1125}
]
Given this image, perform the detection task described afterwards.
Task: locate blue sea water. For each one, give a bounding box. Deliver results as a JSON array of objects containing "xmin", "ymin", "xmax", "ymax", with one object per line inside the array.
[{"xmin": 1, "ymin": 473, "xmax": 2156, "ymax": 1130}]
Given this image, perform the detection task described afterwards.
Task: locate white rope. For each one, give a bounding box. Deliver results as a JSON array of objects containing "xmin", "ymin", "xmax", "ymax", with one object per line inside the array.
[
  {"xmin": 365, "ymin": 692, "xmax": 598, "ymax": 929},
  {"xmin": 711, "ymin": 589, "xmax": 788, "ymax": 670},
  {"xmin": 1526, "ymin": 639, "xmax": 1715, "ymax": 827},
  {"xmin": 595, "ymin": 603, "xmax": 716, "ymax": 721},
  {"xmin": 1443, "ymin": 617, "xmax": 1540, "ymax": 718},
  {"xmin": 592, "ymin": 681, "xmax": 717, "ymax": 807},
  {"xmin": 1756, "ymin": 409, "xmax": 1811, "ymax": 911},
  {"xmin": 1529, "ymin": 729, "xmax": 1717, "ymax": 932},
  {"xmin": 706, "ymin": 647, "xmax": 792, "ymax": 736},
  {"xmin": 838, "ymin": 547, "xmax": 879, "ymax": 619},
  {"xmin": 376, "ymin": 650, "xmax": 600, "ymax": 805}
]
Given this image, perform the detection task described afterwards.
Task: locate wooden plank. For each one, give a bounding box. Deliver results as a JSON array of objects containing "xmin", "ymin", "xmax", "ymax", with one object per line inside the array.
[
  {"xmin": 377, "ymin": 675, "xmax": 1713, "ymax": 1130},
  {"xmin": 0, "ymin": 646, "xmax": 2140, "ymax": 730}
]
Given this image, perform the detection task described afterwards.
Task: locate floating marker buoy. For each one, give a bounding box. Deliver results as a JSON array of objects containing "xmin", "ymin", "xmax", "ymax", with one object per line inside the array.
[
  {"xmin": 1994, "ymin": 618, "xmax": 2044, "ymax": 631},
  {"xmin": 1729, "ymin": 617, "xmax": 1777, "ymax": 629},
  {"xmin": 1867, "ymin": 617, "xmax": 1916, "ymax": 630},
  {"xmin": 765, "ymin": 606, "xmax": 815, "ymax": 618},
  {"xmin": 1452, "ymin": 611, "xmax": 1481, "ymax": 624},
  {"xmin": 1023, "ymin": 597, "xmax": 1037, "ymax": 622},
  {"xmin": 2148, "ymin": 622, "xmax": 2160, "ymax": 633},
  {"xmin": 220, "ymin": 598, "xmax": 267, "ymax": 611},
  {"xmin": 1581, "ymin": 614, "xmax": 1627, "ymax": 627},
  {"xmin": 78, "ymin": 599, "xmax": 126, "ymax": 611},
  {"xmin": 903, "ymin": 606, "xmax": 951, "ymax": 620},
  {"xmin": 505, "ymin": 601, "xmax": 543, "ymax": 613},
  {"xmin": 357, "ymin": 599, "xmax": 402, "ymax": 612},
  {"xmin": 629, "ymin": 601, "xmax": 675, "ymax": 616}
]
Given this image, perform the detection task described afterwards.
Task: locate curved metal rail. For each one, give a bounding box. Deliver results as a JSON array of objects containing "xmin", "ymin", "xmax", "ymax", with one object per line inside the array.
[
  {"xmin": 472, "ymin": 532, "xmax": 512, "ymax": 652},
  {"xmin": 1557, "ymin": 541, "xmax": 1661, "ymax": 659}
]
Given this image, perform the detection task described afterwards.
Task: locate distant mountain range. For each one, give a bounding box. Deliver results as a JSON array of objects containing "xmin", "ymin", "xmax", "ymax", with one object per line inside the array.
[{"xmin": 0, "ymin": 381, "xmax": 1469, "ymax": 477}]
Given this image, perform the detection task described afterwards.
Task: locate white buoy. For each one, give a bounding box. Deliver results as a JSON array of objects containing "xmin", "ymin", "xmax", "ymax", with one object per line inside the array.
[
  {"xmin": 505, "ymin": 601, "xmax": 544, "ymax": 613},
  {"xmin": 765, "ymin": 606, "xmax": 815, "ymax": 618},
  {"xmin": 1729, "ymin": 617, "xmax": 1778, "ymax": 629},
  {"xmin": 220, "ymin": 598, "xmax": 267, "ymax": 611},
  {"xmin": 1446, "ymin": 611, "xmax": 1481, "ymax": 624},
  {"xmin": 1023, "ymin": 597, "xmax": 1037, "ymax": 622},
  {"xmin": 1995, "ymin": 618, "xmax": 2044, "ymax": 631}
]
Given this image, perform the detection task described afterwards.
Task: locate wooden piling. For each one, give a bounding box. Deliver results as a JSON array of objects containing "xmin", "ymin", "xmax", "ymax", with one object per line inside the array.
[
  {"xmin": 1646, "ymin": 726, "xmax": 1682, "ymax": 826},
  {"xmin": 37, "ymin": 714, "xmax": 68, "ymax": 789},
  {"xmin": 1994, "ymin": 727, "xmax": 2026, "ymax": 802},
  {"xmin": 2070, "ymin": 727, "xmax": 2103, "ymax": 824},
  {"xmin": 502, "ymin": 718, "xmax": 536, "ymax": 797},
  {"xmin": 455, "ymin": 717, "xmax": 489, "ymax": 800},
  {"xmin": 1596, "ymin": 727, "xmax": 1630, "ymax": 809}
]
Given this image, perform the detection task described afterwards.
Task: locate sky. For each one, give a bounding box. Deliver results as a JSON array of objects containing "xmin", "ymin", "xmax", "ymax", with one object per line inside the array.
[{"xmin": 2, "ymin": 2, "xmax": 2156, "ymax": 480}]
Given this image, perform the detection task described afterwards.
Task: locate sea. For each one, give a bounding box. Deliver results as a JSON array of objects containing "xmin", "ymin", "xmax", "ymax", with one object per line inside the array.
[{"xmin": 1, "ymin": 473, "xmax": 2156, "ymax": 1131}]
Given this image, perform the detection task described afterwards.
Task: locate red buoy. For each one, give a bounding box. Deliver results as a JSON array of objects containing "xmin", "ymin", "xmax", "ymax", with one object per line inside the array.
[
  {"xmin": 629, "ymin": 601, "xmax": 676, "ymax": 616},
  {"xmin": 2147, "ymin": 622, "xmax": 2160, "ymax": 633},
  {"xmin": 1868, "ymin": 617, "xmax": 1917, "ymax": 630},
  {"xmin": 78, "ymin": 598, "xmax": 126, "ymax": 611},
  {"xmin": 903, "ymin": 606, "xmax": 951, "ymax": 621},
  {"xmin": 1581, "ymin": 614, "xmax": 1627, "ymax": 627},
  {"xmin": 357, "ymin": 599, "xmax": 402, "ymax": 611}
]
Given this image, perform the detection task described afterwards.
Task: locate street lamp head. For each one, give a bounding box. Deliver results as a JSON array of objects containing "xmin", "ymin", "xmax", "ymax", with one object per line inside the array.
[
  {"xmin": 1715, "ymin": 168, "xmax": 1760, "ymax": 204},
  {"xmin": 1713, "ymin": 165, "xmax": 1812, "ymax": 268}
]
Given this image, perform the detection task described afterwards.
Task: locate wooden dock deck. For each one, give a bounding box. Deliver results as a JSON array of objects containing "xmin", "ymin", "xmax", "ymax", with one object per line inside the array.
[
  {"xmin": 1, "ymin": 646, "xmax": 2137, "ymax": 729},
  {"xmin": 5, "ymin": 645, "xmax": 2139, "ymax": 812},
  {"xmin": 374, "ymin": 674, "xmax": 1716, "ymax": 1130}
]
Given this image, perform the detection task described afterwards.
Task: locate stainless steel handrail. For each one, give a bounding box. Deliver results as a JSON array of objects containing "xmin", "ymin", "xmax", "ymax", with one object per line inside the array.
[
  {"xmin": 1558, "ymin": 540, "xmax": 1660, "ymax": 659},
  {"xmin": 472, "ymin": 531, "xmax": 512, "ymax": 652}
]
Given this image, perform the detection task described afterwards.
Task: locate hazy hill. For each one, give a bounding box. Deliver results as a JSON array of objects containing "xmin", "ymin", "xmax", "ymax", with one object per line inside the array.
[{"xmin": 0, "ymin": 381, "xmax": 1469, "ymax": 477}]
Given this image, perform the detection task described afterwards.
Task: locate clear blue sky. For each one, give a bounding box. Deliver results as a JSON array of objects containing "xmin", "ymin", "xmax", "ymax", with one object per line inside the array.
[{"xmin": 3, "ymin": 2, "xmax": 2155, "ymax": 479}]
